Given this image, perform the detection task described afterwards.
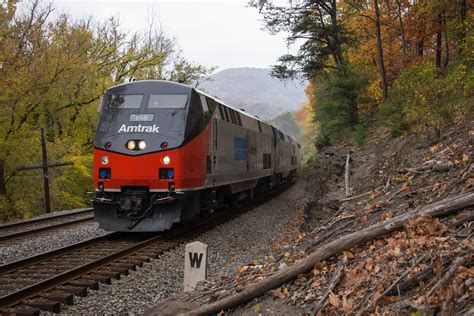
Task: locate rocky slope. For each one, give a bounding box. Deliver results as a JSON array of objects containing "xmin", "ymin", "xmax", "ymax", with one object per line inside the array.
[{"xmin": 147, "ymin": 121, "xmax": 473, "ymax": 315}]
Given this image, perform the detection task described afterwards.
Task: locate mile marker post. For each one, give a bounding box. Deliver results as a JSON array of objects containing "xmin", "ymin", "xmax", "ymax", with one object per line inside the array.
[{"xmin": 184, "ymin": 241, "xmax": 208, "ymax": 292}]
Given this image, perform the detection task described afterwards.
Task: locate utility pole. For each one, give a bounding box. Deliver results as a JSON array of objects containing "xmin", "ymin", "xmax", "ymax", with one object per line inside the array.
[
  {"xmin": 41, "ymin": 128, "xmax": 51, "ymax": 213},
  {"xmin": 16, "ymin": 128, "xmax": 73, "ymax": 213}
]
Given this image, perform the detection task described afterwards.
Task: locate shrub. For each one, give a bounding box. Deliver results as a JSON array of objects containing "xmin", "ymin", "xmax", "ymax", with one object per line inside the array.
[
  {"xmin": 380, "ymin": 61, "xmax": 473, "ymax": 135},
  {"xmin": 352, "ymin": 123, "xmax": 368, "ymax": 146},
  {"xmin": 313, "ymin": 64, "xmax": 368, "ymax": 148}
]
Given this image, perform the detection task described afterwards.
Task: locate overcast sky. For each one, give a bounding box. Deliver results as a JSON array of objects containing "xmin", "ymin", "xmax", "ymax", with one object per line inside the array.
[{"xmin": 49, "ymin": 0, "xmax": 291, "ymax": 72}]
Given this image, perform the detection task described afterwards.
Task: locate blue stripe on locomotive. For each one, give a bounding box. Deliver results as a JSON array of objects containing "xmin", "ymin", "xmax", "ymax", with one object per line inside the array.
[{"xmin": 234, "ymin": 137, "xmax": 248, "ymax": 161}]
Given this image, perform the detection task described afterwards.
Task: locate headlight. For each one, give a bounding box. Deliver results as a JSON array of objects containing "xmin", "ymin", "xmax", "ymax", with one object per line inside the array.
[
  {"xmin": 126, "ymin": 140, "xmax": 136, "ymax": 150},
  {"xmin": 138, "ymin": 140, "xmax": 146, "ymax": 150},
  {"xmin": 162, "ymin": 155, "xmax": 171, "ymax": 165},
  {"xmin": 101, "ymin": 155, "xmax": 109, "ymax": 165}
]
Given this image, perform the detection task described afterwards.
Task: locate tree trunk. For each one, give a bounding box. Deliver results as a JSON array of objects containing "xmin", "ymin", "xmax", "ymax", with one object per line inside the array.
[
  {"xmin": 0, "ymin": 160, "xmax": 6, "ymax": 195},
  {"xmin": 418, "ymin": 38, "xmax": 424, "ymax": 57},
  {"xmin": 329, "ymin": 0, "xmax": 344, "ymax": 65},
  {"xmin": 185, "ymin": 192, "xmax": 474, "ymax": 316},
  {"xmin": 374, "ymin": 0, "xmax": 388, "ymax": 101},
  {"xmin": 443, "ymin": 12, "xmax": 449, "ymax": 67},
  {"xmin": 459, "ymin": 0, "xmax": 467, "ymax": 56},
  {"xmin": 395, "ymin": 0, "xmax": 407, "ymax": 55},
  {"xmin": 436, "ymin": 14, "xmax": 442, "ymax": 68}
]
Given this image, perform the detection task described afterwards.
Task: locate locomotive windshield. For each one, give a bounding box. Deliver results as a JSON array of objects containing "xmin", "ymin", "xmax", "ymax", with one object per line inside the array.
[
  {"xmin": 148, "ymin": 94, "xmax": 188, "ymax": 109},
  {"xmin": 106, "ymin": 94, "xmax": 143, "ymax": 109},
  {"xmin": 103, "ymin": 94, "xmax": 188, "ymax": 110},
  {"xmin": 95, "ymin": 81, "xmax": 199, "ymax": 155}
]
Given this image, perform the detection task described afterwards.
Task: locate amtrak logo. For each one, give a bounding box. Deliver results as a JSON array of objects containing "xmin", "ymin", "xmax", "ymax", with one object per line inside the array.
[{"xmin": 118, "ymin": 124, "xmax": 159, "ymax": 133}]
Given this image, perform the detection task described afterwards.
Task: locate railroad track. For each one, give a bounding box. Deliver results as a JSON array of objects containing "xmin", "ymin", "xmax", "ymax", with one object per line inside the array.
[
  {"xmin": 0, "ymin": 183, "xmax": 293, "ymax": 315},
  {"xmin": 0, "ymin": 209, "xmax": 94, "ymax": 242}
]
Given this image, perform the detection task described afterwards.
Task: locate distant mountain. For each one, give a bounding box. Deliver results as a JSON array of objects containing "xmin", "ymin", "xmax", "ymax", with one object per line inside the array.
[{"xmin": 198, "ymin": 68, "xmax": 307, "ymax": 120}]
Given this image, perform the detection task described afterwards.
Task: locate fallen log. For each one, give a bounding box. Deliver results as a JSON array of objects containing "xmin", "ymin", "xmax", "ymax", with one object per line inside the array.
[
  {"xmin": 339, "ymin": 187, "xmax": 381, "ymax": 202},
  {"xmin": 184, "ymin": 192, "xmax": 474, "ymax": 316}
]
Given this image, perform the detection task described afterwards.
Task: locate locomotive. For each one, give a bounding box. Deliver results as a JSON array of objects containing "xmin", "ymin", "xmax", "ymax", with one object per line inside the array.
[{"xmin": 93, "ymin": 80, "xmax": 300, "ymax": 231}]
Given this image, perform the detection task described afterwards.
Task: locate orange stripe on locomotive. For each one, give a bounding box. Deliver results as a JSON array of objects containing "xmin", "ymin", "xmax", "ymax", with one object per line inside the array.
[{"xmin": 94, "ymin": 122, "xmax": 211, "ymax": 191}]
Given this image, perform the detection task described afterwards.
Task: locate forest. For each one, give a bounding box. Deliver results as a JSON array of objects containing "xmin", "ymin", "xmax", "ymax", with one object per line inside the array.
[
  {"xmin": 0, "ymin": 0, "xmax": 472, "ymax": 221},
  {"xmin": 250, "ymin": 0, "xmax": 472, "ymax": 160},
  {"xmin": 0, "ymin": 0, "xmax": 212, "ymax": 220}
]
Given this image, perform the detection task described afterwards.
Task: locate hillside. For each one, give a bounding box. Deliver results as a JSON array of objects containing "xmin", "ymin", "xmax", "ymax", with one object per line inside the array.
[
  {"xmin": 147, "ymin": 120, "xmax": 473, "ymax": 315},
  {"xmin": 198, "ymin": 68, "xmax": 306, "ymax": 120}
]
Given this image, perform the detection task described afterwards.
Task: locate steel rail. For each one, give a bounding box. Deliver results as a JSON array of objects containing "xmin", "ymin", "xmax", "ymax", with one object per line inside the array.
[
  {"xmin": 0, "ymin": 216, "xmax": 95, "ymax": 242},
  {"xmin": 0, "ymin": 208, "xmax": 93, "ymax": 231},
  {"xmin": 0, "ymin": 181, "xmax": 295, "ymax": 313},
  {"xmin": 0, "ymin": 234, "xmax": 169, "ymax": 308},
  {"xmin": 0, "ymin": 233, "xmax": 120, "ymax": 275}
]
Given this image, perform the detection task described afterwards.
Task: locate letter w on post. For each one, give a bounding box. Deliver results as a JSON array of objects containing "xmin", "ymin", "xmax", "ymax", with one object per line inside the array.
[
  {"xmin": 184, "ymin": 241, "xmax": 208, "ymax": 292},
  {"xmin": 189, "ymin": 252, "xmax": 204, "ymax": 268}
]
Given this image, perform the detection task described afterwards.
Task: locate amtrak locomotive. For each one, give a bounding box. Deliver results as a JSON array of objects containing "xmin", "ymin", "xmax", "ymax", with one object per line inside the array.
[{"xmin": 93, "ymin": 80, "xmax": 300, "ymax": 231}]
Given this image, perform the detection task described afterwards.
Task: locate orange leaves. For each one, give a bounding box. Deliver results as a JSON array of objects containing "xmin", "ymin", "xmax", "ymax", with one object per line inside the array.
[{"xmin": 272, "ymin": 287, "xmax": 288, "ymax": 299}]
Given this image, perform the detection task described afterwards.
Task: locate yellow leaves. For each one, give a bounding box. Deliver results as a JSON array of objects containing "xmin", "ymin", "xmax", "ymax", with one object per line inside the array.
[
  {"xmin": 313, "ymin": 261, "xmax": 326, "ymax": 273},
  {"xmin": 329, "ymin": 292, "xmax": 340, "ymax": 307},
  {"xmin": 253, "ymin": 303, "xmax": 261, "ymax": 313},
  {"xmin": 342, "ymin": 295, "xmax": 353, "ymax": 312},
  {"xmin": 429, "ymin": 144, "xmax": 443, "ymax": 153},
  {"xmin": 272, "ymin": 287, "xmax": 288, "ymax": 299},
  {"xmin": 342, "ymin": 251, "xmax": 355, "ymax": 260},
  {"xmin": 374, "ymin": 263, "xmax": 381, "ymax": 273},
  {"xmin": 311, "ymin": 279, "xmax": 321, "ymax": 288},
  {"xmin": 466, "ymin": 177, "xmax": 474, "ymax": 186}
]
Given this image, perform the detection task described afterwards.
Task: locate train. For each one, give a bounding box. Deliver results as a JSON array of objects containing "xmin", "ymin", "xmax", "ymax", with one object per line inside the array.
[{"xmin": 93, "ymin": 80, "xmax": 301, "ymax": 231}]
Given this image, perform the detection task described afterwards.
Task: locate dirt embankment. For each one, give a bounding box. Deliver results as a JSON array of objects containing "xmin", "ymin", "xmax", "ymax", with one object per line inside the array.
[{"xmin": 147, "ymin": 121, "xmax": 473, "ymax": 315}]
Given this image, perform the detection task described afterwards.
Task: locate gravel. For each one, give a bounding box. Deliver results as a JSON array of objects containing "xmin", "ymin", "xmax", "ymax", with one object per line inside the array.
[
  {"xmin": 62, "ymin": 181, "xmax": 310, "ymax": 314},
  {"xmin": 0, "ymin": 222, "xmax": 108, "ymax": 265}
]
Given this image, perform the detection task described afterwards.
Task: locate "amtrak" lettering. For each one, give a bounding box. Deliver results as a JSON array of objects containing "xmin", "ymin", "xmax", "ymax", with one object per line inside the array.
[{"xmin": 118, "ymin": 124, "xmax": 159, "ymax": 133}]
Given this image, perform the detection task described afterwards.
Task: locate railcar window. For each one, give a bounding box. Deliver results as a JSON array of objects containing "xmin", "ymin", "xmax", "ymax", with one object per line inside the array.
[
  {"xmin": 148, "ymin": 94, "xmax": 188, "ymax": 108},
  {"xmin": 229, "ymin": 109, "xmax": 237, "ymax": 124},
  {"xmin": 217, "ymin": 103, "xmax": 225, "ymax": 119},
  {"xmin": 257, "ymin": 121, "xmax": 262, "ymax": 133},
  {"xmin": 236, "ymin": 112, "xmax": 242, "ymax": 126},
  {"xmin": 206, "ymin": 97, "xmax": 218, "ymax": 113},
  {"xmin": 222, "ymin": 105, "xmax": 230, "ymax": 122},
  {"xmin": 278, "ymin": 131, "xmax": 285, "ymax": 140},
  {"xmin": 106, "ymin": 94, "xmax": 143, "ymax": 109}
]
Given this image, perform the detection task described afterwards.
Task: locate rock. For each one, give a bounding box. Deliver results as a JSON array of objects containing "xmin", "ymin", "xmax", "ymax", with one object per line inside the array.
[
  {"xmin": 143, "ymin": 297, "xmax": 197, "ymax": 316},
  {"xmin": 278, "ymin": 262, "xmax": 288, "ymax": 270}
]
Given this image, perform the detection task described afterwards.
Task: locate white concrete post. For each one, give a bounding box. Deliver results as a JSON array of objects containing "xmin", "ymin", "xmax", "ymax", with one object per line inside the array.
[{"xmin": 184, "ymin": 241, "xmax": 208, "ymax": 292}]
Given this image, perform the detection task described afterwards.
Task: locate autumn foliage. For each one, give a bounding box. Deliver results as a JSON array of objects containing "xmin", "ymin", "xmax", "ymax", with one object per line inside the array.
[
  {"xmin": 0, "ymin": 0, "xmax": 212, "ymax": 220},
  {"xmin": 253, "ymin": 0, "xmax": 473, "ymax": 155}
]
